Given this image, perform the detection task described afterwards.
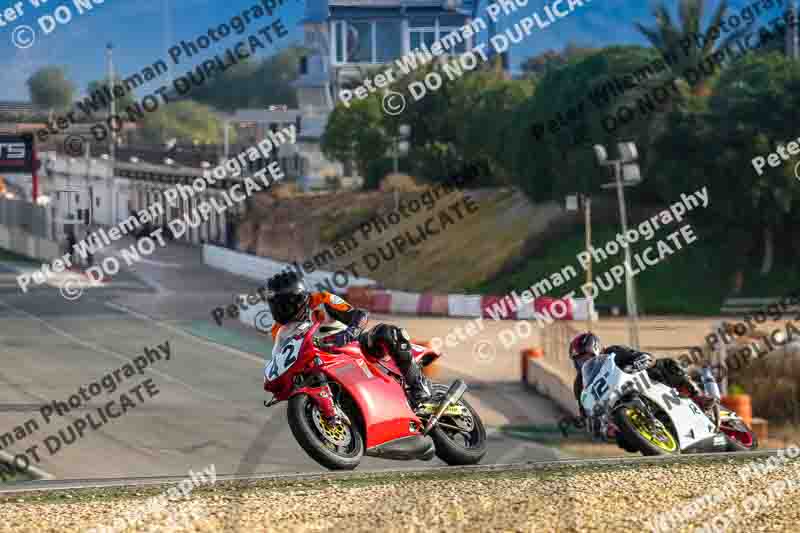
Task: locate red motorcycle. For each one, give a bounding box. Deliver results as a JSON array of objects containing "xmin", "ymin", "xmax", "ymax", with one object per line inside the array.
[{"xmin": 263, "ymin": 317, "xmax": 487, "ymax": 470}]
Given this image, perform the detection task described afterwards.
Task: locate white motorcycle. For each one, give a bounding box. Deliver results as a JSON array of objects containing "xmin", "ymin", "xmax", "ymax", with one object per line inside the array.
[{"xmin": 579, "ymin": 353, "xmax": 758, "ymax": 455}]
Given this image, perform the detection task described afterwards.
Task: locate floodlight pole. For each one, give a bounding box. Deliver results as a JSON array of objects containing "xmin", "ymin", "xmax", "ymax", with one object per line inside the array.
[
  {"xmin": 583, "ymin": 193, "xmax": 593, "ymax": 330},
  {"xmin": 614, "ymin": 160, "xmax": 640, "ymax": 350}
]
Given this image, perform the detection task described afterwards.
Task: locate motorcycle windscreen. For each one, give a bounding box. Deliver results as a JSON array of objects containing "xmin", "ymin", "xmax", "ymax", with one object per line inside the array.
[
  {"xmin": 264, "ymin": 321, "xmax": 310, "ymax": 382},
  {"xmin": 581, "ymin": 354, "xmax": 609, "ymax": 387}
]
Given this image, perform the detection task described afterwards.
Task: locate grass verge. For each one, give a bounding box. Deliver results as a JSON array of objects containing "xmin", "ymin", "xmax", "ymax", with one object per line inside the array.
[{"xmin": 472, "ymin": 220, "xmax": 798, "ymax": 315}]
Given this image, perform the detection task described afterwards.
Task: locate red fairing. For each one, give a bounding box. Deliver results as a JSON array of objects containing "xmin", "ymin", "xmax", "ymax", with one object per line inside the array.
[{"xmin": 264, "ymin": 320, "xmax": 441, "ymax": 449}]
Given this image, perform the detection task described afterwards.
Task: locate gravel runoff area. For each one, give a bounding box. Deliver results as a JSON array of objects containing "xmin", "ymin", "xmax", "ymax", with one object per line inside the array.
[{"xmin": 1, "ymin": 454, "xmax": 799, "ymax": 532}]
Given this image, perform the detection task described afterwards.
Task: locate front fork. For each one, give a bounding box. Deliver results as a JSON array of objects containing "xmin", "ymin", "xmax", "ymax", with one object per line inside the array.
[{"xmin": 292, "ymin": 372, "xmax": 338, "ymax": 421}]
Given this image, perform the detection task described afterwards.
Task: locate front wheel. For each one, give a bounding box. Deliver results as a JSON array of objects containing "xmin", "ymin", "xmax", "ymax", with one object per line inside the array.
[
  {"xmin": 287, "ymin": 394, "xmax": 364, "ymax": 470},
  {"xmin": 427, "ymin": 384, "xmax": 487, "ymax": 465},
  {"xmin": 614, "ymin": 404, "xmax": 679, "ymax": 456}
]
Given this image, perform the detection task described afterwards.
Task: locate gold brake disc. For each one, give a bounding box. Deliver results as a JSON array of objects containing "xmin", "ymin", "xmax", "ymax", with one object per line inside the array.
[{"xmin": 312, "ymin": 407, "xmax": 352, "ymax": 447}]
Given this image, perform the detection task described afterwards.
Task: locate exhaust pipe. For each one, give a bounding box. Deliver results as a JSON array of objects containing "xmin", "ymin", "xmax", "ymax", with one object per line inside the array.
[{"xmin": 422, "ymin": 379, "xmax": 467, "ymax": 436}]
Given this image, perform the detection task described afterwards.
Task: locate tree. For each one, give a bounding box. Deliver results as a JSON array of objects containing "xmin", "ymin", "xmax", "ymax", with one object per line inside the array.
[
  {"xmin": 321, "ymin": 94, "xmax": 389, "ymax": 182},
  {"xmin": 502, "ymin": 46, "xmax": 664, "ymax": 203},
  {"xmin": 634, "ymin": 0, "xmax": 746, "ymax": 96},
  {"xmin": 706, "ymin": 52, "xmax": 800, "ymax": 272},
  {"xmin": 137, "ymin": 101, "xmax": 228, "ymax": 144},
  {"xmin": 26, "ymin": 66, "xmax": 74, "ymax": 111},
  {"xmin": 87, "ymin": 77, "xmax": 136, "ymax": 112},
  {"xmin": 520, "ymin": 43, "xmax": 598, "ymax": 80},
  {"xmin": 191, "ymin": 47, "xmax": 306, "ymax": 111}
]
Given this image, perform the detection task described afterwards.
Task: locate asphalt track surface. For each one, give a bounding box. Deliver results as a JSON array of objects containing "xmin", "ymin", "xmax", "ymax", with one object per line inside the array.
[{"xmin": 0, "ymin": 239, "xmax": 566, "ymax": 482}]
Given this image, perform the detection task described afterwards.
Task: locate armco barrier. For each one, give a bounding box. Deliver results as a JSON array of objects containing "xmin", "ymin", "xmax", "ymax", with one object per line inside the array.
[
  {"xmin": 342, "ymin": 287, "xmax": 594, "ymax": 322},
  {"xmin": 202, "ymin": 244, "xmax": 377, "ymax": 289},
  {"xmin": 390, "ymin": 291, "xmax": 421, "ymax": 314},
  {"xmin": 448, "ymin": 294, "xmax": 483, "ymax": 317}
]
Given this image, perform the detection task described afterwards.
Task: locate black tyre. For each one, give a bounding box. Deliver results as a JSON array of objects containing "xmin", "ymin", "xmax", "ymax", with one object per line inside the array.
[
  {"xmin": 615, "ymin": 432, "xmax": 640, "ymax": 454},
  {"xmin": 427, "ymin": 384, "xmax": 488, "ymax": 466},
  {"xmin": 613, "ymin": 404, "xmax": 679, "ymax": 456},
  {"xmin": 287, "ymin": 394, "xmax": 364, "ymax": 470}
]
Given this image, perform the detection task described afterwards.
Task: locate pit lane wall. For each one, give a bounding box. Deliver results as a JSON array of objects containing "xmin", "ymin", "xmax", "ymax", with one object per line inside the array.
[
  {"xmin": 524, "ymin": 321, "xmax": 582, "ymax": 418},
  {"xmin": 0, "ymin": 225, "xmax": 60, "ymax": 261},
  {"xmin": 0, "ymin": 197, "xmax": 61, "ymax": 262}
]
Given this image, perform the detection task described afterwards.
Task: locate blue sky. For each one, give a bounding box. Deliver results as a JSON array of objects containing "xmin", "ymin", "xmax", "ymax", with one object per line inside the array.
[{"xmin": 0, "ymin": 0, "xmax": 786, "ymax": 101}]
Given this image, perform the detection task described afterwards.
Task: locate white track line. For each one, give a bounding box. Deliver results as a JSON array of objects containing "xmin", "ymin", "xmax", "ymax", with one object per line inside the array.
[
  {"xmin": 0, "ymin": 299, "xmax": 229, "ymax": 404},
  {"xmin": 104, "ymin": 301, "xmax": 266, "ymax": 365}
]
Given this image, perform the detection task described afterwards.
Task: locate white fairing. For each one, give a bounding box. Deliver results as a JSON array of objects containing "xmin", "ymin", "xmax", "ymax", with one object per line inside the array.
[
  {"xmin": 264, "ymin": 321, "xmax": 310, "ymax": 382},
  {"xmin": 579, "ymin": 354, "xmax": 717, "ymax": 450}
]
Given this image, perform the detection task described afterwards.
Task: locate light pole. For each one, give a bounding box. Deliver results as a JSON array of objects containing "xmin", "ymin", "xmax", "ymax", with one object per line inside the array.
[
  {"xmin": 567, "ymin": 193, "xmax": 594, "ymax": 330},
  {"xmin": 583, "ymin": 193, "xmax": 593, "ymax": 330},
  {"xmin": 393, "ymin": 124, "xmax": 410, "ymax": 209},
  {"xmin": 594, "ymin": 142, "xmax": 642, "ymax": 349}
]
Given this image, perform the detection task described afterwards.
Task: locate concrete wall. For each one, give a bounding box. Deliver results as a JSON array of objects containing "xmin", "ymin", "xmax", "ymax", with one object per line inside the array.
[
  {"xmin": 0, "ymin": 224, "xmax": 61, "ymax": 262},
  {"xmin": 203, "ymin": 243, "xmax": 377, "ymax": 289}
]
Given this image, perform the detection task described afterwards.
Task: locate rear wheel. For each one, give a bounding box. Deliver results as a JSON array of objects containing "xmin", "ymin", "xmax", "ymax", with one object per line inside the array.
[
  {"xmin": 614, "ymin": 404, "xmax": 679, "ymax": 456},
  {"xmin": 287, "ymin": 394, "xmax": 364, "ymax": 470},
  {"xmin": 426, "ymin": 384, "xmax": 487, "ymax": 465}
]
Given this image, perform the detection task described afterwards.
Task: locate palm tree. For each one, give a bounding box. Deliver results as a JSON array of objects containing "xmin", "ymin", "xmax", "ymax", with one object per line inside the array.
[{"xmin": 635, "ymin": 0, "xmax": 749, "ymax": 96}]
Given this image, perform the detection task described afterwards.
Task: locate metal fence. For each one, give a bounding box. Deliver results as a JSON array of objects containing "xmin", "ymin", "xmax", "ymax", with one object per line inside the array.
[{"xmin": 0, "ymin": 197, "xmax": 50, "ymax": 239}]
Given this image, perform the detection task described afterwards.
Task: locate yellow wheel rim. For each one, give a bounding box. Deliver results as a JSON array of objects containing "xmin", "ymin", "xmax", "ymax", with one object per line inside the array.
[{"xmin": 626, "ymin": 408, "xmax": 678, "ymax": 452}]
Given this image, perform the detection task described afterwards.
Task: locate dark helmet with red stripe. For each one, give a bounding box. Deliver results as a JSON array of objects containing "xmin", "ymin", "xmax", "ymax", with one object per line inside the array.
[{"xmin": 569, "ymin": 332, "xmax": 601, "ymax": 370}]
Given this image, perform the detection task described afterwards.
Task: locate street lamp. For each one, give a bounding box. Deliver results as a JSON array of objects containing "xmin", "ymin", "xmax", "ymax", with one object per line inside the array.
[{"xmin": 594, "ymin": 141, "xmax": 642, "ymax": 349}]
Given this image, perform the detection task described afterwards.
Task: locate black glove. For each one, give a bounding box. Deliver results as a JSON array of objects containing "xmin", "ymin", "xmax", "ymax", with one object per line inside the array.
[{"xmin": 323, "ymin": 328, "xmax": 359, "ymax": 347}]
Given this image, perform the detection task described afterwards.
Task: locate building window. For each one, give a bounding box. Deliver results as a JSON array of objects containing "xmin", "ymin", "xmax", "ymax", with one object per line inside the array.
[
  {"xmin": 409, "ymin": 16, "xmax": 469, "ymax": 55},
  {"xmin": 335, "ymin": 21, "xmax": 344, "ymax": 63},
  {"xmin": 376, "ymin": 21, "xmax": 402, "ymax": 62},
  {"xmin": 331, "ymin": 20, "xmax": 401, "ymax": 64}
]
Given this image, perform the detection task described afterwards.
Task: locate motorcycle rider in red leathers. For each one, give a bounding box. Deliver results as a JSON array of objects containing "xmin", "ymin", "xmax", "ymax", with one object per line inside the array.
[{"xmin": 264, "ymin": 272, "xmax": 433, "ymax": 415}]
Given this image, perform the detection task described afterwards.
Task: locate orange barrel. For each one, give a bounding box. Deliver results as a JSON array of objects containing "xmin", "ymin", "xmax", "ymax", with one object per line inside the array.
[
  {"xmin": 520, "ymin": 347, "xmax": 544, "ymax": 383},
  {"xmin": 523, "ymin": 347, "xmax": 544, "ymax": 359},
  {"xmin": 721, "ymin": 394, "xmax": 752, "ymax": 428}
]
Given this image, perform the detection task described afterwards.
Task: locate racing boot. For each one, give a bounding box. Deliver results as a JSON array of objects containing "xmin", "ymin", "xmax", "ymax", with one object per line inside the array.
[
  {"xmin": 408, "ymin": 369, "xmax": 433, "ymax": 408},
  {"xmin": 396, "ymin": 344, "xmax": 432, "ymax": 408}
]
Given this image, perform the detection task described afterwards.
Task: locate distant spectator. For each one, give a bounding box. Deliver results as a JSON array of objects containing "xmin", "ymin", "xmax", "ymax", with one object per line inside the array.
[
  {"xmin": 84, "ymin": 225, "xmax": 95, "ymax": 267},
  {"xmin": 65, "ymin": 230, "xmax": 77, "ymax": 267}
]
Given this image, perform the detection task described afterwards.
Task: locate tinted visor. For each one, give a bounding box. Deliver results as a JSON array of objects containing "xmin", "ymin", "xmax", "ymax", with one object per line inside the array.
[{"xmin": 267, "ymin": 291, "xmax": 308, "ymax": 324}]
